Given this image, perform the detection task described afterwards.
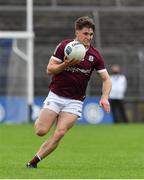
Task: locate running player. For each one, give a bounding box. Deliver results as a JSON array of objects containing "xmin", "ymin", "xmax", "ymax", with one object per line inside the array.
[{"xmin": 26, "ymin": 16, "xmax": 112, "ymax": 168}]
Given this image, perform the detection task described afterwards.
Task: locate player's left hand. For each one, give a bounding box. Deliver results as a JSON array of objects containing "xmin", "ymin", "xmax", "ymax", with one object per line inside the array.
[{"xmin": 99, "ymin": 98, "xmax": 110, "ymax": 113}]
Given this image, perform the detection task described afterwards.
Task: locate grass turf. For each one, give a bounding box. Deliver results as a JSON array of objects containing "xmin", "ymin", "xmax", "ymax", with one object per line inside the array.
[{"xmin": 0, "ymin": 123, "xmax": 144, "ymax": 179}]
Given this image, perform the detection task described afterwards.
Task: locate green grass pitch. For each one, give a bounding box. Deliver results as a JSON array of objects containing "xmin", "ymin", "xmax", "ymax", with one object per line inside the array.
[{"xmin": 1, "ymin": 123, "xmax": 144, "ymax": 179}]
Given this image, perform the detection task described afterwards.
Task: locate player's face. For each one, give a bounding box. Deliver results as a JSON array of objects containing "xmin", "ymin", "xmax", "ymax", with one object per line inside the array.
[{"xmin": 75, "ymin": 28, "xmax": 94, "ymax": 48}]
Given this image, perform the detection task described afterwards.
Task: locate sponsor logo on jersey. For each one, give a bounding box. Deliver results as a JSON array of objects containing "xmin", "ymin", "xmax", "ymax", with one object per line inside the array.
[{"xmin": 65, "ymin": 67, "xmax": 91, "ymax": 75}]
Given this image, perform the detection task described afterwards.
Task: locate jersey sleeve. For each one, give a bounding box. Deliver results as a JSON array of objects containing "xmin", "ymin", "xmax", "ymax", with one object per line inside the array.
[
  {"xmin": 52, "ymin": 41, "xmax": 65, "ymax": 62},
  {"xmin": 95, "ymin": 51, "xmax": 106, "ymax": 73}
]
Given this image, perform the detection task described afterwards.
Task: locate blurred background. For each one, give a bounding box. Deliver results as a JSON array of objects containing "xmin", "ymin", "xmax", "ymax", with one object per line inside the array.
[{"xmin": 0, "ymin": 0, "xmax": 144, "ymax": 124}]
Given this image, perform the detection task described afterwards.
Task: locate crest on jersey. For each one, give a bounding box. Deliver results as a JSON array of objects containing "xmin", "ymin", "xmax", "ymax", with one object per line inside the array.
[{"xmin": 88, "ymin": 55, "xmax": 94, "ymax": 62}]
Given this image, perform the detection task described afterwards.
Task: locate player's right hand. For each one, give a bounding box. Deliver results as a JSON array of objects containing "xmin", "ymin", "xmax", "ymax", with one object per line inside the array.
[
  {"xmin": 64, "ymin": 56, "xmax": 80, "ymax": 67},
  {"xmin": 99, "ymin": 98, "xmax": 110, "ymax": 113}
]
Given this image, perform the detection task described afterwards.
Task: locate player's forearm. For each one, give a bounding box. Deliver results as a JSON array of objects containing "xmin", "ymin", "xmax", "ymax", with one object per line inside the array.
[
  {"xmin": 47, "ymin": 62, "xmax": 67, "ymax": 75},
  {"xmin": 101, "ymin": 78, "xmax": 112, "ymax": 100}
]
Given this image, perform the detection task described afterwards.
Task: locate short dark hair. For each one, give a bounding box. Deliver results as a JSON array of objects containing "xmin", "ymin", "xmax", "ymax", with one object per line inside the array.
[{"xmin": 74, "ymin": 16, "xmax": 95, "ymax": 31}]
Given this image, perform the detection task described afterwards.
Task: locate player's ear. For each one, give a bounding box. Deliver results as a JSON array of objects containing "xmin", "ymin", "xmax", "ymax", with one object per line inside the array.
[{"xmin": 75, "ymin": 30, "xmax": 79, "ymax": 36}]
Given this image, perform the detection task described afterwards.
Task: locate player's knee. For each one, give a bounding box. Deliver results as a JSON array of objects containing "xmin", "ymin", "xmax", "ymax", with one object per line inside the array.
[
  {"xmin": 35, "ymin": 122, "xmax": 47, "ymax": 136},
  {"xmin": 53, "ymin": 129, "xmax": 66, "ymax": 142},
  {"xmin": 36, "ymin": 129, "xmax": 46, "ymax": 136}
]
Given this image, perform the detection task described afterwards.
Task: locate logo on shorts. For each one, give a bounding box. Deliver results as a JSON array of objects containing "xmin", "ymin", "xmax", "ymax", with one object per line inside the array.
[{"xmin": 46, "ymin": 102, "xmax": 50, "ymax": 105}]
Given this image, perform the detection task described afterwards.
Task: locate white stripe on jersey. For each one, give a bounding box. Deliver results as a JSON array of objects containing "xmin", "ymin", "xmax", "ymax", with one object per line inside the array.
[
  {"xmin": 51, "ymin": 56, "xmax": 62, "ymax": 62},
  {"xmin": 97, "ymin": 69, "xmax": 106, "ymax": 73}
]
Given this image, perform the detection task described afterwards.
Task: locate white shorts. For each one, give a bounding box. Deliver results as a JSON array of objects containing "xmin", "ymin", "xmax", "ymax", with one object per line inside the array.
[{"xmin": 43, "ymin": 91, "xmax": 83, "ymax": 117}]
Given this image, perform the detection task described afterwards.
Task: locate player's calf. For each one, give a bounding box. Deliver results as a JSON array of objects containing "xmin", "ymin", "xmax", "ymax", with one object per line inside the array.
[{"xmin": 53, "ymin": 129, "xmax": 66, "ymax": 143}]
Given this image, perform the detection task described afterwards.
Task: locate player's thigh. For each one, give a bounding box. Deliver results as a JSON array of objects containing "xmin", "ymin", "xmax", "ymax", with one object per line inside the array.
[
  {"xmin": 56, "ymin": 112, "xmax": 78, "ymax": 132},
  {"xmin": 35, "ymin": 108, "xmax": 58, "ymax": 132}
]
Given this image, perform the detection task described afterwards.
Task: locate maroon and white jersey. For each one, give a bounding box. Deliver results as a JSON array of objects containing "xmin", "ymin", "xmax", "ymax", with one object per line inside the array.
[{"xmin": 49, "ymin": 39, "xmax": 106, "ymax": 101}]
